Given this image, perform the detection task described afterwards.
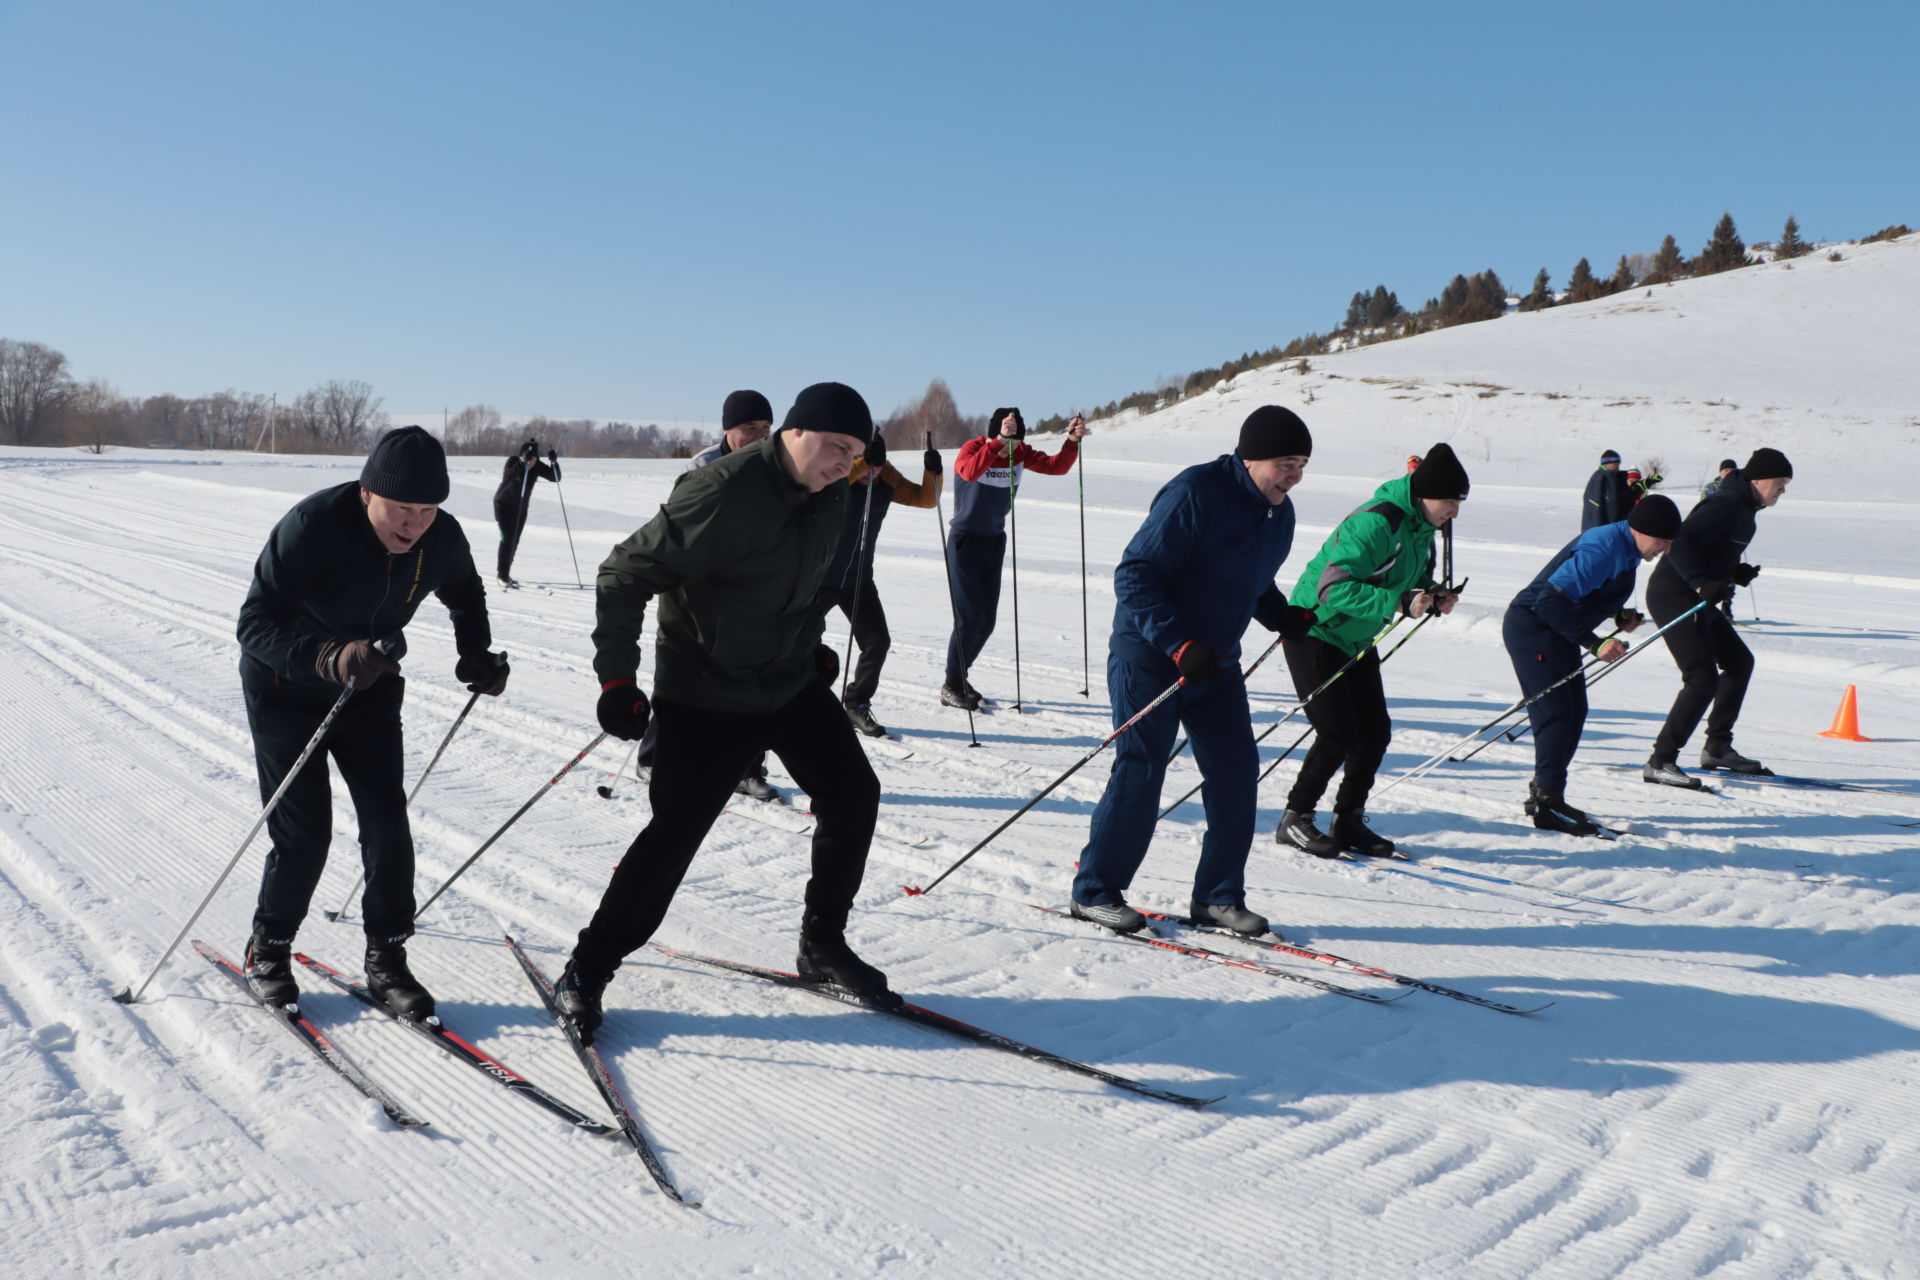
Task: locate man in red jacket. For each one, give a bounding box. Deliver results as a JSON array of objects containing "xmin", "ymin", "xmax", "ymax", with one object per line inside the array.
[{"xmin": 939, "ymin": 408, "xmax": 1085, "ymax": 709}]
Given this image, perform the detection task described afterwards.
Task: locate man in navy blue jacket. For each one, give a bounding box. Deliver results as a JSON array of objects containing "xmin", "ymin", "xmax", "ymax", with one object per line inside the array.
[
  {"xmin": 1069, "ymin": 406, "xmax": 1318, "ymax": 936},
  {"xmin": 1503, "ymin": 494, "xmax": 1681, "ymax": 834},
  {"xmin": 1581, "ymin": 449, "xmax": 1629, "ymax": 530}
]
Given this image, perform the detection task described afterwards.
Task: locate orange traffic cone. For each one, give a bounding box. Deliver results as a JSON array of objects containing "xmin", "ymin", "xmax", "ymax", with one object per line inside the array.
[{"xmin": 1818, "ymin": 685, "xmax": 1870, "ymax": 742}]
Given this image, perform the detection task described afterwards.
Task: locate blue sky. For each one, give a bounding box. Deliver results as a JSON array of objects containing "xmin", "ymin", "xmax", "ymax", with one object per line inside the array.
[{"xmin": 2, "ymin": 1, "xmax": 1913, "ymax": 428}]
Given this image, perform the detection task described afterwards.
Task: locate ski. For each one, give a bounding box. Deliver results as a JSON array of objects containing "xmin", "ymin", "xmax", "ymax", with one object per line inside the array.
[
  {"xmin": 293, "ymin": 953, "xmax": 613, "ymax": 1136},
  {"xmin": 1704, "ymin": 769, "xmax": 1905, "ymax": 797},
  {"xmin": 1610, "ymin": 764, "xmax": 1719, "ymax": 794},
  {"xmin": 193, "ymin": 940, "xmax": 430, "ymax": 1128},
  {"xmin": 1339, "ymin": 857, "xmax": 1593, "ymax": 914},
  {"xmin": 505, "ymin": 935, "xmax": 700, "ymax": 1208},
  {"xmin": 1132, "ymin": 915, "xmax": 1553, "ymax": 1016},
  {"xmin": 651, "ymin": 944, "xmax": 1223, "ymax": 1108},
  {"xmin": 1027, "ymin": 904, "xmax": 1409, "ymax": 1004},
  {"xmin": 1413, "ymin": 862, "xmax": 1655, "ymax": 911}
]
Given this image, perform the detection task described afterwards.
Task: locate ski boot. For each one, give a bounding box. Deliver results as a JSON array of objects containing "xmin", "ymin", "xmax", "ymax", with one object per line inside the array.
[
  {"xmin": 1333, "ymin": 810, "xmax": 1399, "ymax": 858},
  {"xmin": 797, "ymin": 921, "xmax": 902, "ymax": 1009},
  {"xmin": 735, "ymin": 772, "xmax": 782, "ymax": 803},
  {"xmin": 365, "ymin": 938, "xmax": 436, "ymax": 1022},
  {"xmin": 1526, "ymin": 782, "xmax": 1603, "ymax": 837},
  {"xmin": 939, "ymin": 681, "xmax": 981, "ymax": 711},
  {"xmin": 1191, "ymin": 899, "xmax": 1275, "ymax": 939},
  {"xmin": 244, "ymin": 932, "xmax": 298, "ymax": 1008},
  {"xmin": 1699, "ymin": 743, "xmax": 1771, "ymax": 775},
  {"xmin": 1643, "ymin": 758, "xmax": 1705, "ymax": 789},
  {"xmin": 964, "ymin": 680, "xmax": 993, "ymax": 708},
  {"xmin": 553, "ymin": 956, "xmax": 612, "ymax": 1046},
  {"xmin": 1276, "ymin": 809, "xmax": 1344, "ymax": 858},
  {"xmin": 1069, "ymin": 896, "xmax": 1146, "ymax": 934},
  {"xmin": 845, "ymin": 703, "xmax": 889, "ymax": 738}
]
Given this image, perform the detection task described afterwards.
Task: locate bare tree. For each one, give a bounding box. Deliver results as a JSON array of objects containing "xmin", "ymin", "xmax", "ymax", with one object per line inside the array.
[
  {"xmin": 314, "ymin": 379, "xmax": 387, "ymax": 450},
  {"xmin": 0, "ymin": 338, "xmax": 78, "ymax": 445},
  {"xmin": 445, "ymin": 403, "xmax": 505, "ymax": 454},
  {"xmin": 63, "ymin": 378, "xmax": 130, "ymax": 454}
]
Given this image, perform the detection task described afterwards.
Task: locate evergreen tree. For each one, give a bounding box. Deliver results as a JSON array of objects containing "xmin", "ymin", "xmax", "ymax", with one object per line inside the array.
[
  {"xmin": 1344, "ymin": 291, "xmax": 1370, "ymax": 330},
  {"xmin": 1609, "ymin": 254, "xmax": 1635, "ymax": 292},
  {"xmin": 1644, "ymin": 234, "xmax": 1685, "ymax": 284},
  {"xmin": 1364, "ymin": 284, "xmax": 1403, "ymax": 329},
  {"xmin": 1697, "ymin": 212, "xmax": 1749, "ymax": 275},
  {"xmin": 1437, "ymin": 274, "xmax": 1470, "ymax": 319},
  {"xmin": 1565, "ymin": 257, "xmax": 1600, "ymax": 302},
  {"xmin": 1775, "ymin": 214, "xmax": 1809, "ymax": 260},
  {"xmin": 1519, "ymin": 268, "xmax": 1553, "ymax": 311}
]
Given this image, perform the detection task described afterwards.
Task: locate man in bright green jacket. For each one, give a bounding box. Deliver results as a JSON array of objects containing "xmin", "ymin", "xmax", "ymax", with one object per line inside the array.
[{"xmin": 1276, "ymin": 443, "xmax": 1469, "ymax": 858}]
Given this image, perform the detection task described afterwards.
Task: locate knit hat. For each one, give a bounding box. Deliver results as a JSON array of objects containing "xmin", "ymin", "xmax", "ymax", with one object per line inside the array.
[
  {"xmin": 722, "ymin": 389, "xmax": 774, "ymax": 431},
  {"xmin": 361, "ymin": 425, "xmax": 449, "ymax": 504},
  {"xmin": 1234, "ymin": 405, "xmax": 1312, "ymax": 461},
  {"xmin": 1628, "ymin": 493, "xmax": 1682, "ymax": 539},
  {"xmin": 780, "ymin": 382, "xmax": 873, "ymax": 444},
  {"xmin": 1599, "ymin": 449, "xmax": 1621, "ymax": 465},
  {"xmin": 1744, "ymin": 447, "xmax": 1793, "ymax": 481},
  {"xmin": 1717, "ymin": 458, "xmax": 1738, "ymax": 472},
  {"xmin": 1410, "ymin": 442, "xmax": 1470, "ymax": 500},
  {"xmin": 987, "ymin": 407, "xmax": 1026, "ymax": 440}
]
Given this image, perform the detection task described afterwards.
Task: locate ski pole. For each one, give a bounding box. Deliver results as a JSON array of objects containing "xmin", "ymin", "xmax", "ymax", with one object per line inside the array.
[
  {"xmin": 1168, "ymin": 636, "xmax": 1283, "ymax": 765},
  {"xmin": 595, "ymin": 736, "xmax": 642, "ymax": 800},
  {"xmin": 1447, "ymin": 627, "xmax": 1625, "ymax": 766},
  {"xmin": 414, "ymin": 730, "xmax": 607, "ymax": 920},
  {"xmin": 1373, "ymin": 601, "xmax": 1706, "ymax": 802},
  {"xmin": 1009, "ymin": 460, "xmax": 1023, "ymax": 713},
  {"xmin": 1156, "ymin": 620, "xmax": 1402, "ymax": 821},
  {"xmin": 930, "ymin": 433, "xmax": 979, "ymax": 748},
  {"xmin": 904, "ymin": 675, "xmax": 1187, "ymax": 897},
  {"xmin": 507, "ymin": 448, "xmax": 537, "ymax": 575},
  {"xmin": 326, "ymin": 684, "xmax": 486, "ymax": 922},
  {"xmin": 1076, "ymin": 435, "xmax": 1089, "ymax": 697},
  {"xmin": 840, "ymin": 461, "xmax": 878, "ymax": 703},
  {"xmin": 115, "ymin": 678, "xmax": 357, "ymax": 1003},
  {"xmin": 551, "ymin": 455, "xmax": 583, "ymax": 589}
]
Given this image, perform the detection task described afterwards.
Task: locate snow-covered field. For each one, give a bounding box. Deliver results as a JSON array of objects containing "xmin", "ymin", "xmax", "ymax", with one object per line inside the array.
[{"xmin": 3, "ymin": 235, "xmax": 1917, "ymax": 1279}]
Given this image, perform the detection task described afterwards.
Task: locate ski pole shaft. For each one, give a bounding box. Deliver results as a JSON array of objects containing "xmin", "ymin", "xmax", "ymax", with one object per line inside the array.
[
  {"xmin": 841, "ymin": 466, "xmax": 878, "ymax": 702},
  {"xmin": 115, "ymin": 678, "xmax": 357, "ymax": 1004},
  {"xmin": 1009, "ymin": 473, "xmax": 1022, "ymax": 713},
  {"xmin": 554, "ymin": 473, "xmax": 583, "ymax": 589},
  {"xmin": 930, "ymin": 433, "xmax": 978, "ymax": 747},
  {"xmin": 906, "ymin": 676, "xmax": 1186, "ymax": 896},
  {"xmin": 414, "ymin": 731, "xmax": 608, "ymax": 919},
  {"xmin": 1077, "ymin": 439, "xmax": 1089, "ymax": 697},
  {"xmin": 1169, "ymin": 636, "xmax": 1283, "ymax": 763},
  {"xmin": 326, "ymin": 685, "xmax": 484, "ymax": 922},
  {"xmin": 1446, "ymin": 628, "xmax": 1622, "ymax": 765}
]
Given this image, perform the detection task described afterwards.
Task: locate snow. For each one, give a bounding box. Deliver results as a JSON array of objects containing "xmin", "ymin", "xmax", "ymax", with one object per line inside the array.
[{"xmin": 2, "ymin": 235, "xmax": 1918, "ymax": 1278}]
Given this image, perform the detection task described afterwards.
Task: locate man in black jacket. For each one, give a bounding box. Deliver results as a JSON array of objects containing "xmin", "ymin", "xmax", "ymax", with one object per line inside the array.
[
  {"xmin": 493, "ymin": 437, "xmax": 560, "ymax": 586},
  {"xmin": 1642, "ymin": 447, "xmax": 1792, "ymax": 787},
  {"xmin": 557, "ymin": 383, "xmax": 896, "ymax": 1046},
  {"xmin": 1581, "ymin": 449, "xmax": 1629, "ymax": 530},
  {"xmin": 236, "ymin": 425, "xmax": 510, "ymax": 1016}
]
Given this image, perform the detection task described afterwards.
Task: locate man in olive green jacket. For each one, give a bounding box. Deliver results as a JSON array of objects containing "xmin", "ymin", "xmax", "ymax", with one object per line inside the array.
[
  {"xmin": 555, "ymin": 383, "xmax": 898, "ymax": 1045},
  {"xmin": 1275, "ymin": 443, "xmax": 1469, "ymax": 859}
]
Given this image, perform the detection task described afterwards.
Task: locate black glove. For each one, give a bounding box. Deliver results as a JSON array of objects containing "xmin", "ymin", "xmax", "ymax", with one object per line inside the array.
[
  {"xmin": 455, "ymin": 650, "xmax": 511, "ymax": 696},
  {"xmin": 316, "ymin": 639, "xmax": 400, "ymax": 687},
  {"xmin": 1731, "ymin": 563, "xmax": 1761, "ymax": 586},
  {"xmin": 1172, "ymin": 639, "xmax": 1221, "ymax": 683},
  {"xmin": 596, "ymin": 680, "xmax": 651, "ymax": 740},
  {"xmin": 923, "ymin": 446, "xmax": 942, "ymax": 475},
  {"xmin": 547, "ymin": 448, "xmax": 558, "ymax": 464},
  {"xmin": 1613, "ymin": 608, "xmax": 1644, "ymax": 631},
  {"xmin": 521, "ymin": 439, "xmax": 538, "ymax": 460},
  {"xmin": 816, "ymin": 643, "xmax": 841, "ymax": 686},
  {"xmin": 1697, "ymin": 580, "xmax": 1735, "ymax": 607},
  {"xmin": 1277, "ymin": 604, "xmax": 1317, "ymax": 641},
  {"xmin": 863, "ymin": 436, "xmax": 887, "ymax": 468}
]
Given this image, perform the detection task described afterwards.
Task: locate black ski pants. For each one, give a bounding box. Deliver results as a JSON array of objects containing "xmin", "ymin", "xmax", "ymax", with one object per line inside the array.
[
  {"xmin": 1282, "ymin": 635, "xmax": 1391, "ymax": 815},
  {"xmin": 493, "ymin": 493, "xmax": 530, "ymax": 580},
  {"xmin": 1502, "ymin": 607, "xmax": 1587, "ymax": 795},
  {"xmin": 241, "ymin": 658, "xmax": 416, "ymax": 943},
  {"xmin": 573, "ymin": 679, "xmax": 881, "ymax": 975},
  {"xmin": 1648, "ymin": 575, "xmax": 1754, "ymax": 762},
  {"xmin": 821, "ymin": 581, "xmax": 891, "ymax": 707},
  {"xmin": 943, "ymin": 529, "xmax": 1005, "ymax": 687}
]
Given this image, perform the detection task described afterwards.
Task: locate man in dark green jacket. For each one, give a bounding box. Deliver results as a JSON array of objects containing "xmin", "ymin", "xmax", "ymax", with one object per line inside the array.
[
  {"xmin": 1276, "ymin": 443, "xmax": 1469, "ymax": 859},
  {"xmin": 556, "ymin": 382, "xmax": 895, "ymax": 1044},
  {"xmin": 236, "ymin": 425, "xmax": 509, "ymax": 1018}
]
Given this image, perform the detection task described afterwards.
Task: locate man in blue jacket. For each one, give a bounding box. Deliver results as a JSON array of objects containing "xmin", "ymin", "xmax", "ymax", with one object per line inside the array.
[
  {"xmin": 1503, "ymin": 494, "xmax": 1681, "ymax": 834},
  {"xmin": 1069, "ymin": 406, "xmax": 1318, "ymax": 936}
]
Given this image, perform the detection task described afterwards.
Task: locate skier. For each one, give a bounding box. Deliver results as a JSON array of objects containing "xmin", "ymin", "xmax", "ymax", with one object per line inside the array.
[
  {"xmin": 820, "ymin": 433, "xmax": 943, "ymax": 738},
  {"xmin": 1070, "ymin": 406, "xmax": 1319, "ymax": 936},
  {"xmin": 559, "ymin": 383, "xmax": 897, "ymax": 1043},
  {"xmin": 1700, "ymin": 458, "xmax": 1738, "ymax": 499},
  {"xmin": 236, "ymin": 425, "xmax": 510, "ymax": 1017},
  {"xmin": 1642, "ymin": 448, "xmax": 1793, "ymax": 787},
  {"xmin": 1581, "ymin": 448, "xmax": 1629, "ymax": 530},
  {"xmin": 492, "ymin": 438, "xmax": 560, "ymax": 586},
  {"xmin": 687, "ymin": 388, "xmax": 775, "ymax": 469},
  {"xmin": 939, "ymin": 409, "xmax": 1086, "ymax": 710},
  {"xmin": 1502, "ymin": 494, "xmax": 1682, "ymax": 834},
  {"xmin": 1276, "ymin": 443, "xmax": 1470, "ymax": 858},
  {"xmin": 1405, "ymin": 454, "xmax": 1421, "ymax": 474},
  {"xmin": 636, "ymin": 388, "xmax": 782, "ymax": 801}
]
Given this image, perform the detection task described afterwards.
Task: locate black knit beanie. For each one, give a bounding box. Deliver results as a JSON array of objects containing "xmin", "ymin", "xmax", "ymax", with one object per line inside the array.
[
  {"xmin": 1628, "ymin": 493, "xmax": 1682, "ymax": 539},
  {"xmin": 361, "ymin": 425, "xmax": 449, "ymax": 504},
  {"xmin": 1235, "ymin": 405, "xmax": 1312, "ymax": 460},
  {"xmin": 1717, "ymin": 458, "xmax": 1738, "ymax": 472},
  {"xmin": 780, "ymin": 382, "xmax": 873, "ymax": 444},
  {"xmin": 1409, "ymin": 442, "xmax": 1470, "ymax": 500},
  {"xmin": 722, "ymin": 389, "xmax": 774, "ymax": 431},
  {"xmin": 1743, "ymin": 447, "xmax": 1793, "ymax": 481}
]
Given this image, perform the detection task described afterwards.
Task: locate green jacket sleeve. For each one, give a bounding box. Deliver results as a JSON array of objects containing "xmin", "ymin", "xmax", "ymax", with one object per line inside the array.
[
  {"xmin": 591, "ymin": 471, "xmax": 733, "ymax": 683},
  {"xmin": 1311, "ymin": 510, "xmax": 1402, "ymax": 621}
]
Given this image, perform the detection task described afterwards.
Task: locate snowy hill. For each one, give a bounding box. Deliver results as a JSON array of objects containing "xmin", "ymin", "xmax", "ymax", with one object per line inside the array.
[{"xmin": 2, "ymin": 234, "xmax": 1917, "ymax": 1279}]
